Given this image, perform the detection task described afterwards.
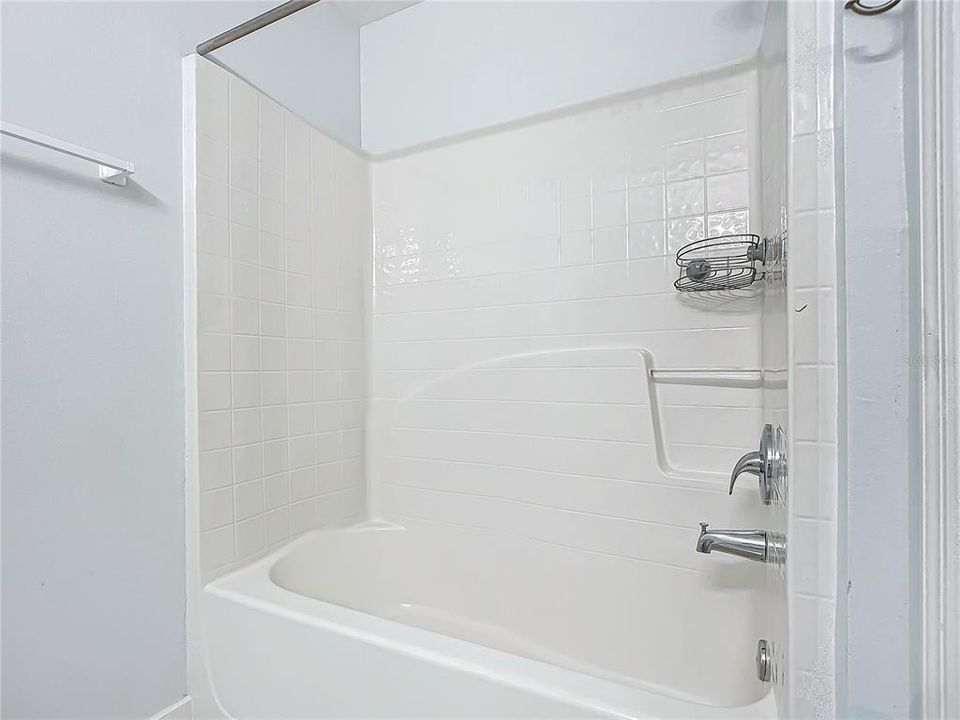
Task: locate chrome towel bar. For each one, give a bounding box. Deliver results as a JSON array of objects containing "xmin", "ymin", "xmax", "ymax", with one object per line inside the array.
[{"xmin": 1, "ymin": 121, "xmax": 135, "ymax": 186}]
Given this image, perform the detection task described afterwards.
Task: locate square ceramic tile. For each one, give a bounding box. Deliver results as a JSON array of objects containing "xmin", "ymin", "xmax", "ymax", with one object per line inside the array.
[
  {"xmin": 260, "ymin": 164, "xmax": 284, "ymax": 203},
  {"xmin": 199, "ymin": 411, "xmax": 231, "ymax": 452},
  {"xmin": 260, "ymin": 96, "xmax": 284, "ymax": 136},
  {"xmin": 229, "ymin": 149, "xmax": 258, "ymax": 194},
  {"xmin": 263, "ymin": 439, "xmax": 289, "ymax": 476},
  {"xmin": 706, "ymin": 132, "xmax": 749, "ymax": 174},
  {"xmin": 229, "ymin": 110, "xmax": 258, "ymax": 158},
  {"xmin": 627, "ymin": 163, "xmax": 664, "ymax": 188},
  {"xmin": 666, "ymin": 179, "xmax": 704, "ymax": 217},
  {"xmin": 230, "ymin": 187, "xmax": 259, "ymax": 230},
  {"xmin": 665, "ymin": 140, "xmax": 705, "ymax": 182},
  {"xmin": 264, "ymin": 474, "xmax": 289, "ymax": 511},
  {"xmin": 231, "ymin": 372, "xmax": 261, "ymax": 409},
  {"xmin": 198, "ymin": 253, "xmax": 229, "ymax": 297},
  {"xmin": 232, "ymin": 298, "xmax": 259, "ymax": 335},
  {"xmin": 264, "ymin": 507, "xmax": 289, "ymax": 545},
  {"xmin": 260, "ymin": 232, "xmax": 284, "ymax": 270},
  {"xmin": 261, "ymin": 372, "xmax": 287, "ymax": 406},
  {"xmin": 233, "ymin": 444, "xmax": 262, "ymax": 484},
  {"xmin": 199, "ymin": 333, "xmax": 231, "ymax": 372},
  {"xmin": 201, "ymin": 487, "xmax": 234, "ymax": 531},
  {"xmin": 230, "ymin": 224, "xmax": 259, "ymax": 264},
  {"xmin": 232, "ymin": 261, "xmax": 259, "ymax": 300},
  {"xmin": 235, "ymin": 516, "xmax": 264, "ymax": 559},
  {"xmin": 199, "ymin": 449, "xmax": 233, "ymax": 491},
  {"xmin": 667, "ymin": 216, "xmax": 705, "ymax": 253},
  {"xmin": 198, "ymin": 135, "xmax": 228, "ymax": 182},
  {"xmin": 233, "ymin": 408, "xmax": 262, "ymax": 446},
  {"xmin": 593, "ymin": 190, "xmax": 627, "ymax": 229},
  {"xmin": 200, "ymin": 526, "xmax": 234, "ymax": 572},
  {"xmin": 197, "ymin": 62, "xmax": 229, "ymax": 143},
  {"xmin": 231, "ymin": 336, "xmax": 260, "ymax": 371},
  {"xmin": 560, "ymin": 232, "xmax": 591, "ymax": 266},
  {"xmin": 706, "ymin": 210, "xmax": 749, "ymax": 237},
  {"xmin": 593, "ymin": 227, "xmax": 627, "ymax": 263},
  {"xmin": 260, "ymin": 129, "xmax": 284, "ymax": 170},
  {"xmin": 198, "ymin": 216, "xmax": 229, "ymax": 257},
  {"xmin": 628, "ymin": 186, "xmax": 665, "ymax": 223},
  {"xmin": 197, "ymin": 176, "xmax": 228, "ymax": 221},
  {"xmin": 199, "ymin": 373, "xmax": 231, "ymax": 412},
  {"xmin": 560, "ymin": 196, "xmax": 591, "ymax": 233},
  {"xmin": 706, "ymin": 172, "xmax": 749, "ymax": 212},
  {"xmin": 628, "ymin": 222, "xmax": 665, "ymax": 258}
]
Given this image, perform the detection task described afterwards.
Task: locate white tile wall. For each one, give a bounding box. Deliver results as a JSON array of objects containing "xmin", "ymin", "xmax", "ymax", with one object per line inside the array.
[
  {"xmin": 786, "ymin": 2, "xmax": 839, "ymax": 717},
  {"xmin": 369, "ymin": 66, "xmax": 769, "ymax": 566},
  {"xmin": 191, "ymin": 58, "xmax": 369, "ymax": 576}
]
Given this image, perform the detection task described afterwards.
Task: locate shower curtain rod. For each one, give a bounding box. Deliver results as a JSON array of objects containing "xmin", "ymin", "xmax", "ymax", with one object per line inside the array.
[{"xmin": 196, "ymin": 0, "xmax": 322, "ymax": 56}]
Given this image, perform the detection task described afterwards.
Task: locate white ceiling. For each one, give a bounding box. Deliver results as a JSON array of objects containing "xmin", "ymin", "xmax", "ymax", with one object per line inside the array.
[{"xmin": 327, "ymin": 0, "xmax": 422, "ymax": 28}]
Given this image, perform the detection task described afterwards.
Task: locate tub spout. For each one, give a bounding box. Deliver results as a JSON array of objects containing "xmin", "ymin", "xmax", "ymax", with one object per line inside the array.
[{"xmin": 696, "ymin": 522, "xmax": 784, "ymax": 564}]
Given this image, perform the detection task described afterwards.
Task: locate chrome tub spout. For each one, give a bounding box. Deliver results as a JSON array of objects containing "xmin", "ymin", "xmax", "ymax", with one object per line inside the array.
[{"xmin": 695, "ymin": 523, "xmax": 785, "ymax": 564}]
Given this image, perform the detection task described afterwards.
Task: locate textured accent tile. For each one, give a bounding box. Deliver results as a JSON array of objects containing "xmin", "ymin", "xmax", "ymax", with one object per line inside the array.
[
  {"xmin": 666, "ymin": 179, "xmax": 705, "ymax": 217},
  {"xmin": 706, "ymin": 210, "xmax": 748, "ymax": 237}
]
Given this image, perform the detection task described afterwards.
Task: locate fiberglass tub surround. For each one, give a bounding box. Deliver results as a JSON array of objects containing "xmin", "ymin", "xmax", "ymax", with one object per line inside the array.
[
  {"xmin": 189, "ymin": 56, "xmax": 780, "ymax": 718},
  {"xmin": 188, "ymin": 1, "xmax": 797, "ymax": 715}
]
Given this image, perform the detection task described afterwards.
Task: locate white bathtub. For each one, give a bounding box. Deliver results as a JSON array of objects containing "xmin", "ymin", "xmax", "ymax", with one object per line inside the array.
[{"xmin": 202, "ymin": 521, "xmax": 776, "ymax": 719}]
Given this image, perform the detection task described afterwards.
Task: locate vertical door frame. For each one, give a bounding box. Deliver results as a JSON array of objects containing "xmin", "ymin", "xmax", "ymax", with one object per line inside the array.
[{"xmin": 917, "ymin": 0, "xmax": 959, "ymax": 716}]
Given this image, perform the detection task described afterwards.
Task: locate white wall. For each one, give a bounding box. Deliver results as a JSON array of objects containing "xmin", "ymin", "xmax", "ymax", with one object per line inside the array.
[
  {"xmin": 360, "ymin": 0, "xmax": 767, "ymax": 153},
  {"xmin": 839, "ymin": 0, "xmax": 919, "ymax": 715},
  {"xmin": 0, "ymin": 3, "xmax": 315, "ymax": 718}
]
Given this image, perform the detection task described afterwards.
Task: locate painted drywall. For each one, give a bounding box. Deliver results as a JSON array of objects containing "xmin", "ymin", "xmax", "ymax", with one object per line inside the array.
[
  {"xmin": 0, "ymin": 3, "xmax": 286, "ymax": 718},
  {"xmin": 838, "ymin": 0, "xmax": 920, "ymax": 716},
  {"xmin": 210, "ymin": 2, "xmax": 363, "ymax": 148},
  {"xmin": 360, "ymin": 0, "xmax": 768, "ymax": 153}
]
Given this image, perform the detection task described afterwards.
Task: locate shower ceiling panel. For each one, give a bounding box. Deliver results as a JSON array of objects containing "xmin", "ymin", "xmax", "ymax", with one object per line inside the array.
[
  {"xmin": 360, "ymin": 0, "xmax": 770, "ymax": 152},
  {"xmin": 331, "ymin": 0, "xmax": 422, "ymax": 27},
  {"xmin": 205, "ymin": 0, "xmax": 768, "ymax": 155}
]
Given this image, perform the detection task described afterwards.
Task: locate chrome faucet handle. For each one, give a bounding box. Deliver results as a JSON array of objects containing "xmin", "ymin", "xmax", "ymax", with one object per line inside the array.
[
  {"xmin": 728, "ymin": 424, "xmax": 785, "ymax": 505},
  {"xmin": 729, "ymin": 451, "xmax": 763, "ymax": 495},
  {"xmin": 698, "ymin": 522, "xmax": 709, "ymax": 536}
]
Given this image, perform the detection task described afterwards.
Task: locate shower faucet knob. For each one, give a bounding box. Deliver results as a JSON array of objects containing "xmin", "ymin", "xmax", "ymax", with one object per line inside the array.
[{"xmin": 729, "ymin": 424, "xmax": 785, "ymax": 505}]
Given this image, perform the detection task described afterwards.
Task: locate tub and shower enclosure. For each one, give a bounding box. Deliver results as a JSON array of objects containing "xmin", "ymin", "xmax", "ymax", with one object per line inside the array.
[{"xmin": 184, "ymin": 1, "xmax": 838, "ymax": 717}]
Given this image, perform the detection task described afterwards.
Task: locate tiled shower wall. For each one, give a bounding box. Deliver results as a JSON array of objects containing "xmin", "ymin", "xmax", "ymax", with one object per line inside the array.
[
  {"xmin": 369, "ymin": 66, "xmax": 768, "ymax": 562},
  {"xmin": 757, "ymin": 3, "xmax": 840, "ymax": 713},
  {"xmin": 786, "ymin": 2, "xmax": 840, "ymax": 716},
  {"xmin": 189, "ymin": 58, "xmax": 369, "ymax": 576}
]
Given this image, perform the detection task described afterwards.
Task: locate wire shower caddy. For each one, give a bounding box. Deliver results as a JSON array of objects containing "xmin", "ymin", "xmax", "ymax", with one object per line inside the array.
[{"xmin": 673, "ymin": 233, "xmax": 767, "ymax": 292}]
